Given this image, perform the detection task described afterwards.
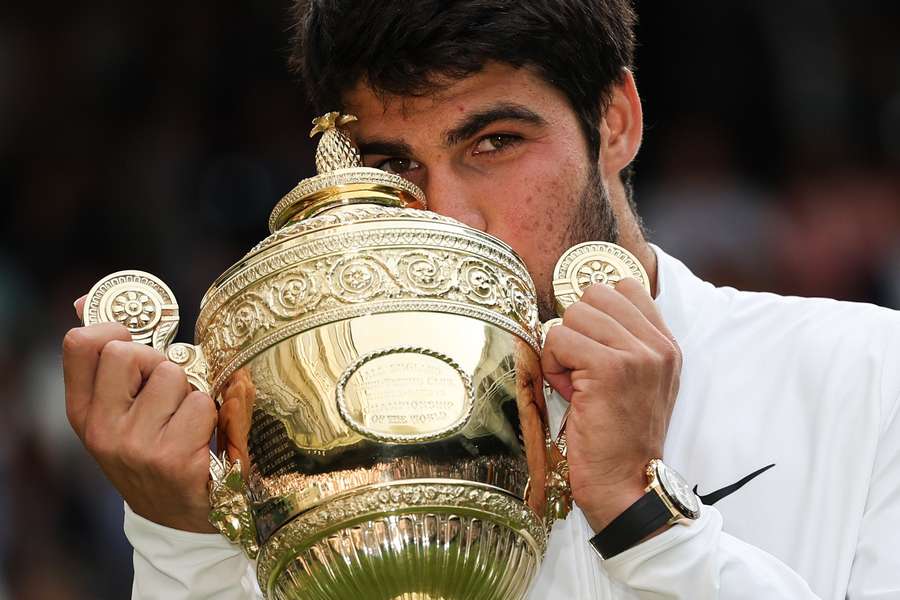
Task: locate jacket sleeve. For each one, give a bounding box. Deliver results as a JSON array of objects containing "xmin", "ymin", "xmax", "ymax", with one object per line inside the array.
[
  {"xmin": 602, "ymin": 505, "xmax": 822, "ymax": 599},
  {"xmin": 124, "ymin": 504, "xmax": 262, "ymax": 600},
  {"xmin": 603, "ymin": 348, "xmax": 900, "ymax": 599}
]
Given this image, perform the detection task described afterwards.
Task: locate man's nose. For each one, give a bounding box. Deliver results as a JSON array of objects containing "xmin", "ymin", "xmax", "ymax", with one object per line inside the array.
[{"xmin": 422, "ymin": 170, "xmax": 488, "ymax": 232}]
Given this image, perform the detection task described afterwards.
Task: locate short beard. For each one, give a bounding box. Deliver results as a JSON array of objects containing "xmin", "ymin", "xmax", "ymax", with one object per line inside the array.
[{"xmin": 537, "ymin": 167, "xmax": 619, "ymax": 321}]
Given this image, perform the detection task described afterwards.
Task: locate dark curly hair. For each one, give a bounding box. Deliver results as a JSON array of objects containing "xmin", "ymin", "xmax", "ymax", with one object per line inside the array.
[{"xmin": 289, "ymin": 0, "xmax": 637, "ymax": 184}]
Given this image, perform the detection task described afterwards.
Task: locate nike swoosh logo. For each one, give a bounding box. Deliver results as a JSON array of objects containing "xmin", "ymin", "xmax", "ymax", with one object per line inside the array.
[{"xmin": 693, "ymin": 463, "xmax": 776, "ymax": 505}]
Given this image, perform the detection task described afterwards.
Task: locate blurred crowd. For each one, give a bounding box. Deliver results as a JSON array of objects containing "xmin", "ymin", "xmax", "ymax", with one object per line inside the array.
[{"xmin": 0, "ymin": 1, "xmax": 898, "ymax": 598}]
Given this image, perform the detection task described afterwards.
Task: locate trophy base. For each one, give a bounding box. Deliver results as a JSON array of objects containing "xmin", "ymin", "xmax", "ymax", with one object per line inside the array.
[{"xmin": 258, "ymin": 482, "xmax": 547, "ymax": 600}]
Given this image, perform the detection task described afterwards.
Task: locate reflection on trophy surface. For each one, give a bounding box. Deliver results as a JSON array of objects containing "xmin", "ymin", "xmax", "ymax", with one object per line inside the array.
[{"xmin": 84, "ymin": 112, "xmax": 649, "ymax": 599}]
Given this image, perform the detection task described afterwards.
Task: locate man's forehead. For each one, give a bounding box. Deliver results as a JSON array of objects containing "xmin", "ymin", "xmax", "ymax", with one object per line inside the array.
[
  {"xmin": 343, "ymin": 63, "xmax": 549, "ymax": 120},
  {"xmin": 341, "ymin": 64, "xmax": 562, "ymax": 137}
]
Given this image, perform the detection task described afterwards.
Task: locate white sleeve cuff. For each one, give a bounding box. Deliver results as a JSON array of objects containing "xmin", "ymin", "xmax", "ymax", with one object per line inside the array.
[
  {"xmin": 602, "ymin": 503, "xmax": 714, "ymax": 573},
  {"xmin": 124, "ymin": 503, "xmax": 260, "ymax": 600},
  {"xmin": 601, "ymin": 505, "xmax": 819, "ymax": 599},
  {"xmin": 600, "ymin": 506, "xmax": 725, "ymax": 600}
]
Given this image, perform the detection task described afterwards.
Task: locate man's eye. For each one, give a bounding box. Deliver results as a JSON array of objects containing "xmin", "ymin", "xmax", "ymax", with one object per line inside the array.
[
  {"xmin": 375, "ymin": 157, "xmax": 421, "ymax": 174},
  {"xmin": 472, "ymin": 134, "xmax": 521, "ymax": 155}
]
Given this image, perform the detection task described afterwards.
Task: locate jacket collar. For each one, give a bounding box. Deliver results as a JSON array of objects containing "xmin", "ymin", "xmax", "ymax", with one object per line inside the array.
[{"xmin": 651, "ymin": 244, "xmax": 718, "ymax": 348}]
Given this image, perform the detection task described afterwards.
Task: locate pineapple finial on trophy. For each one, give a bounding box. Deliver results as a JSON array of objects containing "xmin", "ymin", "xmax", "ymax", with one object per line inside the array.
[
  {"xmin": 310, "ymin": 112, "xmax": 362, "ymax": 174},
  {"xmin": 267, "ymin": 111, "xmax": 426, "ymax": 232}
]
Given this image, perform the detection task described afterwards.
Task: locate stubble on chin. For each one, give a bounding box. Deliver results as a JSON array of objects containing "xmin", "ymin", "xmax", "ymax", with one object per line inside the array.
[{"xmin": 535, "ymin": 168, "xmax": 619, "ymax": 321}]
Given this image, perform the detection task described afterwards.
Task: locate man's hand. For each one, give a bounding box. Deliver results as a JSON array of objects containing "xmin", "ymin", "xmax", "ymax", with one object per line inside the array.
[
  {"xmin": 63, "ymin": 296, "xmax": 218, "ymax": 533},
  {"xmin": 542, "ymin": 278, "xmax": 682, "ymax": 534}
]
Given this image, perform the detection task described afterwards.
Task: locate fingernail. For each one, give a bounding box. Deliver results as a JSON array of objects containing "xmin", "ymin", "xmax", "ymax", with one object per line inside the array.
[{"xmin": 74, "ymin": 296, "xmax": 86, "ymax": 322}]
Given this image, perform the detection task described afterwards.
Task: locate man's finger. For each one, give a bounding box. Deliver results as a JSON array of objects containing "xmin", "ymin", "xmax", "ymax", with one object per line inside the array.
[
  {"xmin": 165, "ymin": 390, "xmax": 218, "ymax": 449},
  {"xmin": 614, "ymin": 277, "xmax": 675, "ymax": 341},
  {"xmin": 562, "ymin": 301, "xmax": 640, "ymax": 352},
  {"xmin": 92, "ymin": 340, "xmax": 167, "ymax": 419},
  {"xmin": 542, "ymin": 325, "xmax": 618, "ymax": 402},
  {"xmin": 542, "ymin": 324, "xmax": 618, "ymax": 378},
  {"xmin": 62, "ymin": 322, "xmax": 133, "ymax": 439},
  {"xmin": 580, "ymin": 282, "xmax": 660, "ymax": 342},
  {"xmin": 130, "ymin": 361, "xmax": 192, "ymax": 432}
]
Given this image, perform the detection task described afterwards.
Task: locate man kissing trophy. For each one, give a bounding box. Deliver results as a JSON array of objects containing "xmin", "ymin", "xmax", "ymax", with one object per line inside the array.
[{"xmin": 62, "ymin": 1, "xmax": 900, "ymax": 598}]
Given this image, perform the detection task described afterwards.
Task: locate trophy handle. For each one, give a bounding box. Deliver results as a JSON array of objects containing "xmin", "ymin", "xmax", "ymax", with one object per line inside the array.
[
  {"xmin": 208, "ymin": 451, "xmax": 259, "ymax": 558},
  {"xmin": 83, "ymin": 270, "xmax": 257, "ymax": 558},
  {"xmin": 163, "ymin": 342, "xmax": 211, "ymax": 395},
  {"xmin": 540, "ymin": 318, "xmax": 573, "ymax": 523},
  {"xmin": 546, "ymin": 405, "xmax": 573, "ymax": 523}
]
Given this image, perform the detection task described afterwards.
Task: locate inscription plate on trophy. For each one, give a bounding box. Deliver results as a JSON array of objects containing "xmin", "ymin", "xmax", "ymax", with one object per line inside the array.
[{"xmin": 336, "ymin": 348, "xmax": 474, "ymax": 443}]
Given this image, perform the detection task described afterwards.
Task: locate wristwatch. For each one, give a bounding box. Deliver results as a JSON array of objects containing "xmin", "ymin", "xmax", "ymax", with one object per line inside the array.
[{"xmin": 589, "ymin": 459, "xmax": 701, "ymax": 559}]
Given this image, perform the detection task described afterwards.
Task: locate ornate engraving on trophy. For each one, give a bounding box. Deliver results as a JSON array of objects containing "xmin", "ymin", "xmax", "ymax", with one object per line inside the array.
[
  {"xmin": 552, "ymin": 241, "xmax": 650, "ymax": 316},
  {"xmin": 199, "ymin": 239, "xmax": 540, "ymax": 396},
  {"xmin": 84, "ymin": 270, "xmax": 180, "ymax": 352},
  {"xmin": 336, "ymin": 348, "xmax": 475, "ymax": 442}
]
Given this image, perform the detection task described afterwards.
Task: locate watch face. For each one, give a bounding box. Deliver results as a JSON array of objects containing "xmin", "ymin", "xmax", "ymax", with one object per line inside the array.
[{"xmin": 656, "ymin": 462, "xmax": 701, "ymax": 519}]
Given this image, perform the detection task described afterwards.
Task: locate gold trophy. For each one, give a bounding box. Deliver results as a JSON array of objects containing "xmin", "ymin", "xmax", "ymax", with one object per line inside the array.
[{"xmin": 84, "ymin": 113, "xmax": 649, "ymax": 600}]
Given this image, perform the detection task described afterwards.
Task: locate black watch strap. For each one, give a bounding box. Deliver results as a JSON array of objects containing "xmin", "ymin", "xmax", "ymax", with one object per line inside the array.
[{"xmin": 589, "ymin": 491, "xmax": 671, "ymax": 559}]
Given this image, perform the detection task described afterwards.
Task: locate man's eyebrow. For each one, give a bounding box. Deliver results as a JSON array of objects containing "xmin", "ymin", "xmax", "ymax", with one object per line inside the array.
[
  {"xmin": 356, "ymin": 104, "xmax": 546, "ymax": 156},
  {"xmin": 356, "ymin": 139, "xmax": 414, "ymax": 157},
  {"xmin": 443, "ymin": 103, "xmax": 547, "ymax": 147}
]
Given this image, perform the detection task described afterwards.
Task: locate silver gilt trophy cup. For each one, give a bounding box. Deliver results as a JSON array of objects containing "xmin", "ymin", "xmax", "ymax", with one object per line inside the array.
[{"xmin": 83, "ymin": 112, "xmax": 648, "ymax": 600}]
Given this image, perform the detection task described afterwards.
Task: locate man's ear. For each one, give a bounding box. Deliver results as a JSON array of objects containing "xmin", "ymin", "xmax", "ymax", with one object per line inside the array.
[{"xmin": 598, "ymin": 69, "xmax": 643, "ymax": 180}]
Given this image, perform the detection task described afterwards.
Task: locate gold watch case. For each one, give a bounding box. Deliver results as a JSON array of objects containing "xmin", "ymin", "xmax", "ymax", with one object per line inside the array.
[{"xmin": 646, "ymin": 459, "xmax": 701, "ymax": 523}]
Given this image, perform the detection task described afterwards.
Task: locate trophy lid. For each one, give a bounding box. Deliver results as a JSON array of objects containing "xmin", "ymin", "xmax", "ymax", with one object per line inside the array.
[{"xmin": 267, "ymin": 112, "xmax": 426, "ymax": 232}]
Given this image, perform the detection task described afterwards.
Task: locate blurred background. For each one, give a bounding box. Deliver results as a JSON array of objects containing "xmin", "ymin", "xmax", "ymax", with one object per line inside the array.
[{"xmin": 0, "ymin": 1, "xmax": 898, "ymax": 598}]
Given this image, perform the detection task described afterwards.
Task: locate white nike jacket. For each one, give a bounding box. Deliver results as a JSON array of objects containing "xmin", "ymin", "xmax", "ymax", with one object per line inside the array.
[{"xmin": 124, "ymin": 247, "xmax": 900, "ymax": 599}]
